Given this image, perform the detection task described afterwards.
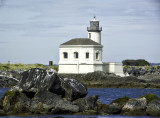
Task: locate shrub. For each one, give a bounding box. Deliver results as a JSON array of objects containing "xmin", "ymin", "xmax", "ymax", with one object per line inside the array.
[
  {"xmin": 140, "ymin": 93, "xmax": 159, "ymax": 103},
  {"xmin": 122, "ymin": 59, "xmax": 150, "ymax": 66}
]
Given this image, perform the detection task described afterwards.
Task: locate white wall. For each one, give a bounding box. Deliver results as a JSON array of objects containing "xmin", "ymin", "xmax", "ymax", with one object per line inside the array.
[
  {"xmin": 58, "ymin": 45, "xmax": 103, "ymax": 74},
  {"xmin": 103, "ymin": 63, "xmax": 125, "ymax": 77},
  {"xmin": 88, "ymin": 31, "xmax": 101, "ymax": 44}
]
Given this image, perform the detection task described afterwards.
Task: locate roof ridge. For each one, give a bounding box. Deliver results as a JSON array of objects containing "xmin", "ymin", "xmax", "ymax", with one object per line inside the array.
[{"xmin": 61, "ymin": 38, "xmax": 101, "ymax": 45}]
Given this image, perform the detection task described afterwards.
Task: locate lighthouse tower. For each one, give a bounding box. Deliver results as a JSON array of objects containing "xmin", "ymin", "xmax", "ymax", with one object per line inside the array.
[{"xmin": 87, "ymin": 16, "xmax": 102, "ymax": 44}]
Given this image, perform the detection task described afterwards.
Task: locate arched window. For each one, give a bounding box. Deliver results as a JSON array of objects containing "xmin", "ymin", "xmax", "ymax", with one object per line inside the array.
[
  {"xmin": 74, "ymin": 52, "xmax": 78, "ymax": 59},
  {"xmin": 86, "ymin": 52, "xmax": 89, "ymax": 59},
  {"xmin": 63, "ymin": 52, "xmax": 68, "ymax": 59}
]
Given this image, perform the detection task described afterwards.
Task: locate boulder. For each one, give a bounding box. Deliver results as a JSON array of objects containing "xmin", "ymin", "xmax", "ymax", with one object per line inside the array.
[
  {"xmin": 73, "ymin": 95, "xmax": 98, "ymax": 112},
  {"xmin": 122, "ymin": 97, "xmax": 147, "ymax": 115},
  {"xmin": 51, "ymin": 101, "xmax": 79, "ymax": 114},
  {"xmin": 146, "ymin": 99, "xmax": 160, "ymax": 116},
  {"xmin": 18, "ymin": 68, "xmax": 65, "ymax": 96},
  {"xmin": 62, "ymin": 78, "xmax": 87, "ymax": 101},
  {"xmin": 104, "ymin": 103, "xmax": 121, "ymax": 114}
]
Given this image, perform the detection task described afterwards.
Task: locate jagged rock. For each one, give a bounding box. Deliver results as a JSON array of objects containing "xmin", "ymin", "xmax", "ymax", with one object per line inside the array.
[
  {"xmin": 62, "ymin": 78, "xmax": 87, "ymax": 101},
  {"xmin": 122, "ymin": 97, "xmax": 147, "ymax": 115},
  {"xmin": 18, "ymin": 68, "xmax": 65, "ymax": 96},
  {"xmin": 146, "ymin": 99, "xmax": 160, "ymax": 116},
  {"xmin": 73, "ymin": 95, "xmax": 98, "ymax": 112}
]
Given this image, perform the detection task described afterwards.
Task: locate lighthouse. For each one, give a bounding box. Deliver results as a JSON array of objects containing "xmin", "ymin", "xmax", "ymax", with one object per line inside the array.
[
  {"xmin": 58, "ymin": 17, "xmax": 125, "ymax": 76},
  {"xmin": 87, "ymin": 16, "xmax": 102, "ymax": 44}
]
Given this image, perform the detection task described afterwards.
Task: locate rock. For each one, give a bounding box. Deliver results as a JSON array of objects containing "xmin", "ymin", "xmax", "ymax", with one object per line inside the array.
[
  {"xmin": 3, "ymin": 96, "xmax": 10, "ymax": 112},
  {"xmin": 34, "ymin": 90, "xmax": 63, "ymax": 111},
  {"xmin": 122, "ymin": 97, "xmax": 147, "ymax": 115},
  {"xmin": 62, "ymin": 78, "xmax": 87, "ymax": 101},
  {"xmin": 146, "ymin": 99, "xmax": 160, "ymax": 116},
  {"xmin": 105, "ymin": 103, "xmax": 121, "ymax": 114},
  {"xmin": 0, "ymin": 109, "xmax": 5, "ymax": 116},
  {"xmin": 0, "ymin": 99, "xmax": 3, "ymax": 109},
  {"xmin": 1, "ymin": 68, "xmax": 101, "ymax": 115},
  {"xmin": 73, "ymin": 95, "xmax": 98, "ymax": 112},
  {"xmin": 51, "ymin": 101, "xmax": 79, "ymax": 114},
  {"xmin": 18, "ymin": 68, "xmax": 65, "ymax": 96}
]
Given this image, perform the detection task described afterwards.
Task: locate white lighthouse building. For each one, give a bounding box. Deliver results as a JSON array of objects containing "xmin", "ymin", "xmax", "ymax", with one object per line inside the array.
[{"xmin": 58, "ymin": 17, "xmax": 124, "ymax": 76}]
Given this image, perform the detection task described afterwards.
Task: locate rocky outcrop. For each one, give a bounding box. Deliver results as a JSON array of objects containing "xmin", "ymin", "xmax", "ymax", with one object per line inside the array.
[
  {"xmin": 0, "ymin": 68, "xmax": 92, "ymax": 116},
  {"xmin": 0, "ymin": 68, "xmax": 160, "ymax": 116},
  {"xmin": 17, "ymin": 68, "xmax": 87, "ymax": 101},
  {"xmin": 123, "ymin": 66, "xmax": 160, "ymax": 77}
]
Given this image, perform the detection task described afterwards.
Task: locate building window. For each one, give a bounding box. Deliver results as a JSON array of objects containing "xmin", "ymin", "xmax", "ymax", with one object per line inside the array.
[
  {"xmin": 89, "ymin": 33, "xmax": 91, "ymax": 39},
  {"xmin": 96, "ymin": 52, "xmax": 99, "ymax": 60},
  {"xmin": 74, "ymin": 52, "xmax": 78, "ymax": 59},
  {"xmin": 63, "ymin": 52, "xmax": 68, "ymax": 59},
  {"xmin": 86, "ymin": 52, "xmax": 89, "ymax": 59}
]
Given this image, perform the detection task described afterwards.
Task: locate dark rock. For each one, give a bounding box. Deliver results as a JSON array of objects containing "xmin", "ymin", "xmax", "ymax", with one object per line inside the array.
[
  {"xmin": 146, "ymin": 99, "xmax": 160, "ymax": 116},
  {"xmin": 0, "ymin": 109, "xmax": 5, "ymax": 116},
  {"xmin": 34, "ymin": 90, "xmax": 63, "ymax": 111},
  {"xmin": 105, "ymin": 103, "xmax": 121, "ymax": 114},
  {"xmin": 51, "ymin": 101, "xmax": 79, "ymax": 114},
  {"xmin": 0, "ymin": 99, "xmax": 3, "ymax": 109},
  {"xmin": 122, "ymin": 97, "xmax": 147, "ymax": 115},
  {"xmin": 73, "ymin": 95, "xmax": 98, "ymax": 112},
  {"xmin": 62, "ymin": 78, "xmax": 87, "ymax": 101},
  {"xmin": 18, "ymin": 68, "xmax": 65, "ymax": 96}
]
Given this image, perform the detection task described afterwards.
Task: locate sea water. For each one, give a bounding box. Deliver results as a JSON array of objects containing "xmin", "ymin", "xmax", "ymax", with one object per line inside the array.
[{"xmin": 0, "ymin": 88, "xmax": 160, "ymax": 118}]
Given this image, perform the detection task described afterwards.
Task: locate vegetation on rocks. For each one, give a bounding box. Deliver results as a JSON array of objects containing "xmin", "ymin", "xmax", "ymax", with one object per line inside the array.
[
  {"xmin": 112, "ymin": 96, "xmax": 130, "ymax": 105},
  {"xmin": 140, "ymin": 93, "xmax": 159, "ymax": 103},
  {"xmin": 122, "ymin": 59, "xmax": 150, "ymax": 66}
]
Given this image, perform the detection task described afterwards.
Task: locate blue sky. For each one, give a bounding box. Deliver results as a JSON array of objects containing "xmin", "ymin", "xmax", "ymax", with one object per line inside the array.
[{"xmin": 0, "ymin": 0, "xmax": 160, "ymax": 64}]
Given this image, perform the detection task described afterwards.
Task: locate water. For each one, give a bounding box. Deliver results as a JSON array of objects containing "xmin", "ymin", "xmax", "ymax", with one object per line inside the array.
[
  {"xmin": 0, "ymin": 88, "xmax": 160, "ymax": 118},
  {"xmin": 87, "ymin": 88, "xmax": 160, "ymax": 104}
]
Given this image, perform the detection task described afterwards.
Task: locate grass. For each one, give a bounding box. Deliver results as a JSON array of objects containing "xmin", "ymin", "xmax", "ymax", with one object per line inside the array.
[{"xmin": 0, "ymin": 63, "xmax": 58, "ymax": 71}]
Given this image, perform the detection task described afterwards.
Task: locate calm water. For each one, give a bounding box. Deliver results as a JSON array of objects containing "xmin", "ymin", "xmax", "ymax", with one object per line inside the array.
[{"xmin": 0, "ymin": 88, "xmax": 160, "ymax": 118}]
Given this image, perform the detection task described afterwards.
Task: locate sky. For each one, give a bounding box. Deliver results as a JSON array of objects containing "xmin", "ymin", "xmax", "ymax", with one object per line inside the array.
[{"xmin": 0, "ymin": 0, "xmax": 160, "ymax": 65}]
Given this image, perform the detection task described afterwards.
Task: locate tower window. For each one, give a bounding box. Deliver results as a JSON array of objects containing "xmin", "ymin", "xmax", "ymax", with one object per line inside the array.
[
  {"xmin": 96, "ymin": 52, "xmax": 99, "ymax": 60},
  {"xmin": 86, "ymin": 52, "xmax": 89, "ymax": 59},
  {"xmin": 74, "ymin": 52, "xmax": 78, "ymax": 59},
  {"xmin": 89, "ymin": 33, "xmax": 91, "ymax": 39},
  {"xmin": 63, "ymin": 52, "xmax": 68, "ymax": 59}
]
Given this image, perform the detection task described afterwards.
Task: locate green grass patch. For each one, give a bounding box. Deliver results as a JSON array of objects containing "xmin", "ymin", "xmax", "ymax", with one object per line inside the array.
[
  {"xmin": 0, "ymin": 63, "xmax": 58, "ymax": 71},
  {"xmin": 140, "ymin": 93, "xmax": 159, "ymax": 103}
]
